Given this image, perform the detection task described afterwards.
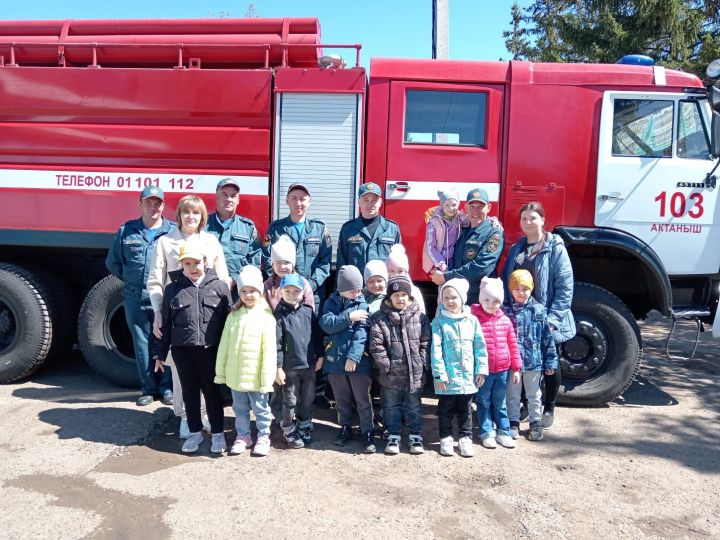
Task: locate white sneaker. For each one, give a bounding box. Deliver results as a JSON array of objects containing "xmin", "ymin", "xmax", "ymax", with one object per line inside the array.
[
  {"xmin": 481, "ymin": 436, "xmax": 498, "ymax": 449},
  {"xmin": 253, "ymin": 435, "xmax": 271, "ymax": 457},
  {"xmin": 409, "ymin": 434, "xmax": 424, "ymax": 455},
  {"xmin": 210, "ymin": 433, "xmax": 227, "ymax": 454},
  {"xmin": 181, "ymin": 432, "xmax": 204, "ymax": 453},
  {"xmin": 458, "ymin": 436, "xmax": 474, "ymax": 457},
  {"xmin": 496, "ymin": 434, "xmax": 516, "ymax": 448},
  {"xmin": 385, "ymin": 435, "xmax": 401, "ymax": 455},
  {"xmin": 201, "ymin": 415, "xmax": 211, "ymax": 433},
  {"xmin": 439, "ymin": 436, "xmax": 454, "ymax": 457},
  {"xmin": 179, "ymin": 417, "xmax": 190, "ymax": 439},
  {"xmin": 229, "ymin": 435, "xmax": 252, "ymax": 455}
]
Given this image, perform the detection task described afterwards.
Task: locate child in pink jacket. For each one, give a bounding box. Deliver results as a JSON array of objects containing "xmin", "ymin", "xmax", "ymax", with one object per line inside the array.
[{"xmin": 471, "ymin": 277, "xmax": 521, "ymax": 449}]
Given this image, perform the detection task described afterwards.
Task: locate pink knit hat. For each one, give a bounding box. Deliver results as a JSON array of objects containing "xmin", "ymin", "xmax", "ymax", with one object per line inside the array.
[
  {"xmin": 479, "ymin": 276, "xmax": 504, "ymax": 304},
  {"xmin": 386, "ymin": 244, "xmax": 409, "ymax": 272}
]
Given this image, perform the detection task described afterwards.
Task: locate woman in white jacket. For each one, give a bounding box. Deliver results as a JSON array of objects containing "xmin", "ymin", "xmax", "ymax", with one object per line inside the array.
[{"xmin": 147, "ymin": 194, "xmax": 230, "ymax": 438}]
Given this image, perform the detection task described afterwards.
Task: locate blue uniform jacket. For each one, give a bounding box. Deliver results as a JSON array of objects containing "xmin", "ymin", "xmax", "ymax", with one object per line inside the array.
[
  {"xmin": 106, "ymin": 217, "xmax": 176, "ymax": 303},
  {"xmin": 445, "ymin": 218, "xmax": 504, "ymax": 304},
  {"xmin": 206, "ymin": 212, "xmax": 262, "ymax": 282},
  {"xmin": 501, "ymin": 233, "xmax": 576, "ymax": 343},
  {"xmin": 262, "ymin": 216, "xmax": 332, "ymax": 300},
  {"xmin": 319, "ymin": 292, "xmax": 371, "ymax": 376},
  {"xmin": 336, "ymin": 215, "xmax": 401, "ymax": 272},
  {"xmin": 503, "ymin": 298, "xmax": 559, "ymax": 372}
]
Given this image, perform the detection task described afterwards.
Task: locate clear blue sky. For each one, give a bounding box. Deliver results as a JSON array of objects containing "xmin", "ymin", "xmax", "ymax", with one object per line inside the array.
[{"xmin": 1, "ymin": 1, "xmax": 531, "ymax": 68}]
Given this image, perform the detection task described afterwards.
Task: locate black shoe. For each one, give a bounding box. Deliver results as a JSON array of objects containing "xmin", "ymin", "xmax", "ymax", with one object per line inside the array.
[
  {"xmin": 363, "ymin": 431, "xmax": 376, "ymax": 454},
  {"xmin": 160, "ymin": 391, "xmax": 174, "ymax": 406},
  {"xmin": 136, "ymin": 395, "xmax": 154, "ymax": 406},
  {"xmin": 298, "ymin": 426, "xmax": 312, "ymax": 445},
  {"xmin": 519, "ymin": 403, "xmax": 529, "ymax": 422},
  {"xmin": 283, "ymin": 429, "xmax": 305, "ymax": 449},
  {"xmin": 334, "ymin": 425, "xmax": 352, "ymax": 446},
  {"xmin": 528, "ymin": 421, "xmax": 544, "ymax": 441}
]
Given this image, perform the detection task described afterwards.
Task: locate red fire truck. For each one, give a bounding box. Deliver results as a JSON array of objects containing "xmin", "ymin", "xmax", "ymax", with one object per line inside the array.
[{"xmin": 0, "ymin": 17, "xmax": 718, "ymax": 405}]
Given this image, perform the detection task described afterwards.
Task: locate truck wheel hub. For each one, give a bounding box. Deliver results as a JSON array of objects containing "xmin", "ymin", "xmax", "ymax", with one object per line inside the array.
[
  {"xmin": 0, "ymin": 301, "xmax": 17, "ymax": 351},
  {"xmin": 560, "ymin": 319, "xmax": 608, "ymax": 379}
]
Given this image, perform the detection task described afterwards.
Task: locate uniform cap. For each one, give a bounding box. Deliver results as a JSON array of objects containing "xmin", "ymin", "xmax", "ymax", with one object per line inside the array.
[
  {"xmin": 279, "ymin": 273, "xmax": 305, "ymax": 290},
  {"xmin": 216, "ymin": 177, "xmax": 240, "ymax": 191},
  {"xmin": 466, "ymin": 188, "xmax": 490, "ymax": 204},
  {"xmin": 140, "ymin": 186, "xmax": 164, "ymax": 201},
  {"xmin": 287, "ymin": 183, "xmax": 311, "ymax": 196},
  {"xmin": 358, "ymin": 182, "xmax": 382, "ymax": 198}
]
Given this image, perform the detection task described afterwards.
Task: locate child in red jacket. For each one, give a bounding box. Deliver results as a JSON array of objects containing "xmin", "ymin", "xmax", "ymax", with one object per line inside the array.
[{"xmin": 471, "ymin": 277, "xmax": 521, "ymax": 449}]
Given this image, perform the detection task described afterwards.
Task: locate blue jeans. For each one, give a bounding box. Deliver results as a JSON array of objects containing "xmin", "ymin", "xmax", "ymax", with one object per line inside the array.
[
  {"xmin": 124, "ymin": 297, "xmax": 172, "ymax": 396},
  {"xmin": 382, "ymin": 387, "xmax": 423, "ymax": 436},
  {"xmin": 231, "ymin": 390, "xmax": 272, "ymax": 437},
  {"xmin": 477, "ymin": 370, "xmax": 511, "ymax": 438}
]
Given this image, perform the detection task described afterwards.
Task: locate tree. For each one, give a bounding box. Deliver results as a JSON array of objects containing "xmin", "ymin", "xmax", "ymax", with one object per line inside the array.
[{"xmin": 504, "ymin": 0, "xmax": 720, "ymax": 79}]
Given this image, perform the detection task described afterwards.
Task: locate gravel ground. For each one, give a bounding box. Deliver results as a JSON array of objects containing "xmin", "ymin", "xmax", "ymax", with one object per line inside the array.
[{"xmin": 0, "ymin": 316, "xmax": 718, "ymax": 539}]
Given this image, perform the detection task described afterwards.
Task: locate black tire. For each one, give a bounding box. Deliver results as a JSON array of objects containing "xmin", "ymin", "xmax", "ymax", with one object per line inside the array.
[
  {"xmin": 558, "ymin": 282, "xmax": 642, "ymax": 406},
  {"xmin": 77, "ymin": 275, "xmax": 139, "ymax": 388},
  {"xmin": 0, "ymin": 263, "xmax": 53, "ymax": 382}
]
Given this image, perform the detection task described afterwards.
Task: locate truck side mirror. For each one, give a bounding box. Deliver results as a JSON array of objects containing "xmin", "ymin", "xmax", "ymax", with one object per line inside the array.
[
  {"xmin": 712, "ymin": 111, "xmax": 720, "ymax": 158},
  {"xmin": 711, "ymin": 86, "xmax": 720, "ymax": 112}
]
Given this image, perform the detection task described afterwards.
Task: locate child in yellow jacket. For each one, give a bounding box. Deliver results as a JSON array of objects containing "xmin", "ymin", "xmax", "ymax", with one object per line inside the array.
[{"xmin": 215, "ymin": 265, "xmax": 277, "ymax": 457}]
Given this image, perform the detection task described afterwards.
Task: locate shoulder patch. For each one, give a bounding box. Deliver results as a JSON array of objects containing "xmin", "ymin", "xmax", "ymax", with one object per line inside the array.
[
  {"xmin": 486, "ymin": 234, "xmax": 501, "ymax": 254},
  {"xmin": 263, "ymin": 234, "xmax": 272, "ymax": 247}
]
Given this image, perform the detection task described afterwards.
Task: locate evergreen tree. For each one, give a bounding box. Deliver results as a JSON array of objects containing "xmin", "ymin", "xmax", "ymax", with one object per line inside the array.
[{"xmin": 504, "ymin": 1, "xmax": 720, "ymax": 78}]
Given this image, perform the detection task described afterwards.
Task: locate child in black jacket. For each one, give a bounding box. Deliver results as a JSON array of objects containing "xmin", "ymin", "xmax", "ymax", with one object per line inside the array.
[
  {"xmin": 274, "ymin": 273, "xmax": 324, "ymax": 448},
  {"xmin": 153, "ymin": 242, "xmax": 232, "ymax": 454}
]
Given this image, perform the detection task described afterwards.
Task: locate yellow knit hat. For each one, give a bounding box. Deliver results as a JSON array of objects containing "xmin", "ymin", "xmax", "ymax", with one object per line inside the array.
[{"xmin": 509, "ymin": 269, "xmax": 534, "ymax": 291}]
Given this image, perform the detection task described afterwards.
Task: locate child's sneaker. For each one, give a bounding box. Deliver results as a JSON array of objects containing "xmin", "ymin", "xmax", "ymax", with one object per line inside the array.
[
  {"xmin": 510, "ymin": 421, "xmax": 520, "ymax": 440},
  {"xmin": 283, "ymin": 430, "xmax": 305, "ymax": 449},
  {"xmin": 528, "ymin": 421, "xmax": 544, "ymax": 441},
  {"xmin": 381, "ymin": 428, "xmax": 390, "ymax": 440},
  {"xmin": 253, "ymin": 435, "xmax": 271, "ymax": 456},
  {"xmin": 229, "ymin": 435, "xmax": 252, "ymax": 455},
  {"xmin": 496, "ymin": 433, "xmax": 516, "ymax": 448},
  {"xmin": 210, "ymin": 433, "xmax": 227, "ymax": 454},
  {"xmin": 409, "ymin": 434, "xmax": 424, "ymax": 455},
  {"xmin": 334, "ymin": 425, "xmax": 352, "ymax": 446},
  {"xmin": 181, "ymin": 432, "xmax": 204, "ymax": 453},
  {"xmin": 363, "ymin": 431, "xmax": 376, "ymax": 454},
  {"xmin": 481, "ymin": 436, "xmax": 498, "ymax": 449},
  {"xmin": 385, "ymin": 434, "xmax": 401, "ymax": 455},
  {"xmin": 439, "ymin": 436, "xmax": 454, "ymax": 457},
  {"xmin": 179, "ymin": 417, "xmax": 190, "ymax": 439},
  {"xmin": 541, "ymin": 410, "xmax": 555, "ymax": 429},
  {"xmin": 458, "ymin": 436, "xmax": 474, "ymax": 457},
  {"xmin": 298, "ymin": 426, "xmax": 313, "ymax": 446}
]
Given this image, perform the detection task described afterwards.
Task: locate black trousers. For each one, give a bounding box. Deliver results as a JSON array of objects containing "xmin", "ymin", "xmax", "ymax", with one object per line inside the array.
[
  {"xmin": 437, "ymin": 394, "xmax": 474, "ymax": 439},
  {"xmin": 543, "ymin": 369, "xmax": 561, "ymax": 412},
  {"xmin": 172, "ymin": 346, "xmax": 224, "ymax": 434}
]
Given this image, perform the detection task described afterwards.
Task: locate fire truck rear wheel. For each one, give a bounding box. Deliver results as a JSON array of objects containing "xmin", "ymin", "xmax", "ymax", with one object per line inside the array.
[
  {"xmin": 0, "ymin": 263, "xmax": 53, "ymax": 382},
  {"xmin": 557, "ymin": 283, "xmax": 641, "ymax": 406},
  {"xmin": 77, "ymin": 275, "xmax": 139, "ymax": 388}
]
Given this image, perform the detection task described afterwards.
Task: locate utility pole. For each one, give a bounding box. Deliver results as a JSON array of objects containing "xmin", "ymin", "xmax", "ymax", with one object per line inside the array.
[{"xmin": 432, "ymin": 0, "xmax": 449, "ymax": 59}]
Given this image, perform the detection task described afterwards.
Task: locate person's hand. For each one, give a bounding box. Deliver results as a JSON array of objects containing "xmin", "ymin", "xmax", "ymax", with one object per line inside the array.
[
  {"xmin": 315, "ymin": 357, "xmax": 324, "ymax": 372},
  {"xmin": 348, "ymin": 310, "xmax": 368, "ymax": 323},
  {"xmin": 549, "ymin": 324, "xmax": 557, "ymax": 332},
  {"xmin": 436, "ymin": 381, "xmax": 448, "ymax": 392},
  {"xmin": 475, "ymin": 374, "xmax": 485, "ymax": 387},
  {"xmin": 275, "ymin": 368, "xmax": 286, "ymax": 385},
  {"xmin": 545, "ymin": 369, "xmax": 555, "ymax": 376},
  {"xmin": 154, "ymin": 359, "xmax": 165, "ymax": 373},
  {"xmin": 430, "ymin": 270, "xmax": 446, "ymax": 286},
  {"xmin": 344, "ymin": 359, "xmax": 357, "ymax": 372},
  {"xmin": 152, "ymin": 311, "xmax": 163, "ymax": 339},
  {"xmin": 511, "ymin": 371, "xmax": 521, "ymax": 384}
]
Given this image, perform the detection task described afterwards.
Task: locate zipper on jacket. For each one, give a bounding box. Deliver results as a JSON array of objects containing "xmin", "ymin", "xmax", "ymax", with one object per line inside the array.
[{"xmin": 196, "ymin": 286, "xmax": 201, "ymax": 345}]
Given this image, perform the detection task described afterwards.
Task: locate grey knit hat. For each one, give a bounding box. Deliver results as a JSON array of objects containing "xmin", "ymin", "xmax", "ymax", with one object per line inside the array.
[{"xmin": 336, "ymin": 265, "xmax": 363, "ymax": 293}]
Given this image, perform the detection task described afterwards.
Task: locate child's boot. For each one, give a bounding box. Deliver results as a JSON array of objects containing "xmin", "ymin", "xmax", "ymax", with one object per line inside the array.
[
  {"xmin": 528, "ymin": 421, "xmax": 544, "ymax": 441},
  {"xmin": 334, "ymin": 425, "xmax": 352, "ymax": 446},
  {"xmin": 385, "ymin": 434, "xmax": 401, "ymax": 455}
]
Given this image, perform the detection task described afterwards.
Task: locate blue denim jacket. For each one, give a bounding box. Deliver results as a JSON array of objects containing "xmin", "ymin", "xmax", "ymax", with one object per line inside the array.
[
  {"xmin": 503, "ymin": 298, "xmax": 558, "ymax": 372},
  {"xmin": 319, "ymin": 292, "xmax": 371, "ymax": 376},
  {"xmin": 502, "ymin": 233, "xmax": 576, "ymax": 343}
]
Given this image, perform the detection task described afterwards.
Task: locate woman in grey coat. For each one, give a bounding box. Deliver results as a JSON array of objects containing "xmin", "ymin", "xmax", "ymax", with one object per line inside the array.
[{"xmin": 501, "ymin": 201, "xmax": 575, "ymax": 429}]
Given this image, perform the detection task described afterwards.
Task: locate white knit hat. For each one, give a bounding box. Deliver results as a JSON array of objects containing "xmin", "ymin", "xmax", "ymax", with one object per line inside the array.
[
  {"xmin": 440, "ymin": 278, "xmax": 469, "ymax": 306},
  {"xmin": 386, "ymin": 244, "xmax": 409, "ymax": 272},
  {"xmin": 270, "ymin": 234, "xmax": 297, "ymax": 266},
  {"xmin": 237, "ymin": 265, "xmax": 264, "ymax": 293},
  {"xmin": 479, "ymin": 276, "xmax": 504, "ymax": 304},
  {"xmin": 363, "ymin": 259, "xmax": 389, "ymax": 283}
]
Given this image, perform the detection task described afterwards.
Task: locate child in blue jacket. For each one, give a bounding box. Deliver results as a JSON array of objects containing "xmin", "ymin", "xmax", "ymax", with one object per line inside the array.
[{"xmin": 319, "ymin": 265, "xmax": 375, "ymax": 453}]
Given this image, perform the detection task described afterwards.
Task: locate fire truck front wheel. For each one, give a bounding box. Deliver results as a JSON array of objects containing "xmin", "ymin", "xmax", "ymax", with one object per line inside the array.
[
  {"xmin": 558, "ymin": 283, "xmax": 641, "ymax": 406},
  {"xmin": 0, "ymin": 264, "xmax": 53, "ymax": 382},
  {"xmin": 78, "ymin": 275, "xmax": 139, "ymax": 388}
]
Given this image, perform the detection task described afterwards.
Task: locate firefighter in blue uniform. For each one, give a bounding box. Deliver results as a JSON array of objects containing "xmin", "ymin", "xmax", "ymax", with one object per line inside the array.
[
  {"xmin": 206, "ymin": 178, "xmax": 262, "ymax": 295},
  {"xmin": 106, "ymin": 186, "xmax": 175, "ymax": 406},
  {"xmin": 431, "ymin": 187, "xmax": 504, "ymax": 304},
  {"xmin": 336, "ymin": 182, "xmax": 401, "ymax": 272},
  {"xmin": 262, "ymin": 183, "xmax": 332, "ymax": 310}
]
